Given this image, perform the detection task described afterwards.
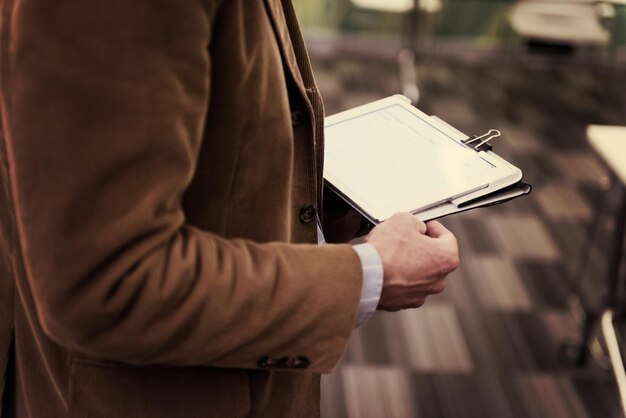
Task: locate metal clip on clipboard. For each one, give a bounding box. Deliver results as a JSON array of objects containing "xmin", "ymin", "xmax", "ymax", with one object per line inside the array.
[{"xmin": 462, "ymin": 129, "xmax": 501, "ymax": 152}]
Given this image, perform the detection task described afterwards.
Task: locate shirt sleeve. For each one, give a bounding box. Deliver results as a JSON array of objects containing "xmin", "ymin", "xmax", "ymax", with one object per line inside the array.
[{"xmin": 351, "ymin": 244, "xmax": 383, "ymax": 327}]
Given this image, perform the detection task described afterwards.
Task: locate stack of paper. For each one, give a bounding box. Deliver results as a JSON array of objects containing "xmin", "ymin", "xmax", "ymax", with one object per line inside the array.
[{"xmin": 323, "ymin": 95, "xmax": 531, "ymax": 223}]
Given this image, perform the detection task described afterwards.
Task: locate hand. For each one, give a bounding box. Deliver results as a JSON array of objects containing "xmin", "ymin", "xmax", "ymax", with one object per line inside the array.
[{"xmin": 365, "ymin": 213, "xmax": 459, "ymax": 311}]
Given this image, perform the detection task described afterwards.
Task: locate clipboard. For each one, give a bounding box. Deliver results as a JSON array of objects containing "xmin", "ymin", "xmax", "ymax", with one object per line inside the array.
[{"xmin": 323, "ymin": 95, "xmax": 531, "ymax": 224}]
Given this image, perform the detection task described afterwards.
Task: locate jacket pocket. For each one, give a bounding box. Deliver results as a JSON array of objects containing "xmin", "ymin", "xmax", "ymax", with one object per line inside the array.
[{"xmin": 68, "ymin": 356, "xmax": 251, "ymax": 418}]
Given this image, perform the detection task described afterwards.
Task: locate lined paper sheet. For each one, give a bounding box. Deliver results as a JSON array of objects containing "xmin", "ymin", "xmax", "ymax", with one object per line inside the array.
[{"xmin": 324, "ymin": 104, "xmax": 495, "ymax": 221}]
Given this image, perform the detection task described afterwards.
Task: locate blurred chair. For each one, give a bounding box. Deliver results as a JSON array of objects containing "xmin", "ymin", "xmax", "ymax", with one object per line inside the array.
[
  {"xmin": 562, "ymin": 125, "xmax": 626, "ymax": 416},
  {"xmin": 508, "ymin": 0, "xmax": 614, "ymax": 48},
  {"xmin": 349, "ymin": 0, "xmax": 443, "ymax": 104}
]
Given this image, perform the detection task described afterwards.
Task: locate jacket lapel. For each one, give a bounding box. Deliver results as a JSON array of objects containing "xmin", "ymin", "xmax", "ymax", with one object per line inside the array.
[
  {"xmin": 263, "ymin": 0, "xmax": 309, "ymax": 104},
  {"xmin": 263, "ymin": 0, "xmax": 326, "ymax": 206}
]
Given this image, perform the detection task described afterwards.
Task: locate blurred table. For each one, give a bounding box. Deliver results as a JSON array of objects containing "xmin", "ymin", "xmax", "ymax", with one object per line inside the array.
[
  {"xmin": 588, "ymin": 126, "xmax": 626, "ymax": 185},
  {"xmin": 349, "ymin": 0, "xmax": 442, "ymax": 104},
  {"xmin": 510, "ymin": 1, "xmax": 610, "ymax": 46},
  {"xmin": 569, "ymin": 125, "xmax": 626, "ymax": 415}
]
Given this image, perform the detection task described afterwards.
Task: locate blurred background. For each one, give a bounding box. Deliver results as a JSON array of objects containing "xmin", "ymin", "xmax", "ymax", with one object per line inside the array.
[{"xmin": 290, "ymin": 0, "xmax": 626, "ymax": 417}]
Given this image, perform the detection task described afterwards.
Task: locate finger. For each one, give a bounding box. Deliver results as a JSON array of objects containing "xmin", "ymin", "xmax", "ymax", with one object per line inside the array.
[
  {"xmin": 388, "ymin": 212, "xmax": 427, "ymax": 234},
  {"xmin": 413, "ymin": 217, "xmax": 427, "ymax": 234},
  {"xmin": 410, "ymin": 297, "xmax": 426, "ymax": 309},
  {"xmin": 425, "ymin": 220, "xmax": 453, "ymax": 239},
  {"xmin": 428, "ymin": 278, "xmax": 447, "ymax": 294},
  {"xmin": 378, "ymin": 305, "xmax": 402, "ymax": 312},
  {"xmin": 413, "ymin": 277, "xmax": 448, "ymax": 294},
  {"xmin": 379, "ymin": 297, "xmax": 426, "ymax": 311}
]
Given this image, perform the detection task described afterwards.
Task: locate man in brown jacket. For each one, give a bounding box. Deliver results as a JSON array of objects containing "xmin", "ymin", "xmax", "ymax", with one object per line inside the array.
[{"xmin": 0, "ymin": 0, "xmax": 458, "ymax": 416}]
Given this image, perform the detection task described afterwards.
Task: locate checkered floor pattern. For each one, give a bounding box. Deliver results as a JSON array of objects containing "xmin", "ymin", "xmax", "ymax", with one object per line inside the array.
[{"xmin": 312, "ymin": 50, "xmax": 626, "ymax": 418}]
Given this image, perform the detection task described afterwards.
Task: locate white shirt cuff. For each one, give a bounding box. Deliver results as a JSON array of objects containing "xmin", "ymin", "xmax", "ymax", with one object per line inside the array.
[{"xmin": 352, "ymin": 243, "xmax": 383, "ymax": 327}]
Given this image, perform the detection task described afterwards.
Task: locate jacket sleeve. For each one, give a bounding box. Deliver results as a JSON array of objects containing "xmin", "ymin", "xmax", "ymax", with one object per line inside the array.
[{"xmin": 0, "ymin": 0, "xmax": 362, "ymax": 373}]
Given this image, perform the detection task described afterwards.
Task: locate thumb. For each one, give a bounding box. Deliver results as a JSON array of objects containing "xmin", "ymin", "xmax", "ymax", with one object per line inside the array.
[{"xmin": 425, "ymin": 220, "xmax": 453, "ymax": 239}]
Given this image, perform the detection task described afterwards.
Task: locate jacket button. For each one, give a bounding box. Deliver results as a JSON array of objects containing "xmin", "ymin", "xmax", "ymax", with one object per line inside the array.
[
  {"xmin": 299, "ymin": 205, "xmax": 317, "ymax": 223},
  {"xmin": 293, "ymin": 356, "xmax": 310, "ymax": 369},
  {"xmin": 275, "ymin": 356, "xmax": 293, "ymax": 368},
  {"xmin": 257, "ymin": 356, "xmax": 274, "ymax": 368},
  {"xmin": 291, "ymin": 108, "xmax": 307, "ymax": 126}
]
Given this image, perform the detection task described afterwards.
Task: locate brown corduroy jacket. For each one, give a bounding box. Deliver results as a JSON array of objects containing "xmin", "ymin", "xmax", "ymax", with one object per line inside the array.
[{"xmin": 0, "ymin": 0, "xmax": 364, "ymax": 416}]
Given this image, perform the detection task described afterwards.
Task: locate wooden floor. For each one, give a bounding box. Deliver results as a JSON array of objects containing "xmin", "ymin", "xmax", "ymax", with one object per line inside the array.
[{"xmin": 311, "ymin": 49, "xmax": 626, "ymax": 418}]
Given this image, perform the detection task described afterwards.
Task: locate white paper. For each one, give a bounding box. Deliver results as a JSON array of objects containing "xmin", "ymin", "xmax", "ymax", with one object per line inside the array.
[{"xmin": 324, "ymin": 104, "xmax": 500, "ymax": 221}]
